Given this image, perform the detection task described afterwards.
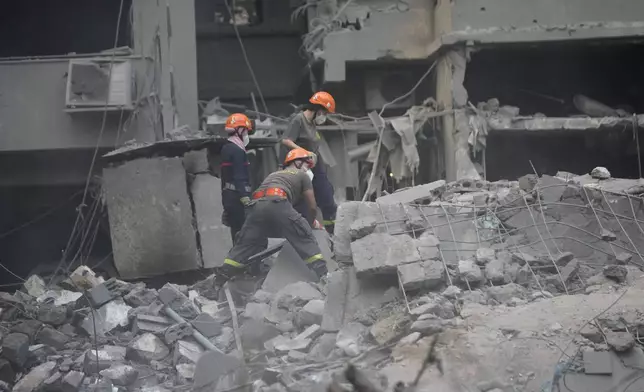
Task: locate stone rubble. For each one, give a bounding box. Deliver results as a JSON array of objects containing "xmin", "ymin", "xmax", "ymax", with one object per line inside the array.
[{"xmin": 0, "ymin": 170, "xmax": 642, "ymax": 391}]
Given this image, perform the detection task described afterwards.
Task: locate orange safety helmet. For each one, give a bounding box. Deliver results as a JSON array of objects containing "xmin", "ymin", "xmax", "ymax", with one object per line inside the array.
[
  {"xmin": 284, "ymin": 148, "xmax": 316, "ymax": 168},
  {"xmin": 225, "ymin": 113, "xmax": 254, "ymax": 134},
  {"xmin": 309, "ymin": 91, "xmax": 336, "ymax": 113}
]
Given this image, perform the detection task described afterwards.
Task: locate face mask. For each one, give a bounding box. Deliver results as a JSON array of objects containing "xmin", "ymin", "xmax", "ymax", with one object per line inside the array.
[
  {"xmin": 314, "ymin": 113, "xmax": 327, "ymax": 125},
  {"xmin": 305, "ymin": 169, "xmax": 314, "ymax": 181},
  {"xmin": 242, "ymin": 133, "xmax": 250, "ymax": 147}
]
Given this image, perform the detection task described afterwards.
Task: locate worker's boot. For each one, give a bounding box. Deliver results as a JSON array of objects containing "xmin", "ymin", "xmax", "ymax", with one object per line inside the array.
[
  {"xmin": 215, "ymin": 264, "xmax": 246, "ymax": 285},
  {"xmin": 308, "ymin": 260, "xmax": 328, "ymax": 280}
]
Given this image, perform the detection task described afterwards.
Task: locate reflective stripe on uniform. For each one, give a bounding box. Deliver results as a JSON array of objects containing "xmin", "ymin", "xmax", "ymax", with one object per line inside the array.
[
  {"xmin": 322, "ymin": 220, "xmax": 335, "ymax": 226},
  {"xmin": 304, "ymin": 253, "xmax": 323, "ymax": 263},
  {"xmin": 224, "ymin": 258, "xmax": 244, "ymax": 268}
]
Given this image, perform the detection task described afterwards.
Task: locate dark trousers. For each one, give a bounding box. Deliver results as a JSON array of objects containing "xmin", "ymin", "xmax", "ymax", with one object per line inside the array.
[
  {"xmin": 222, "ymin": 191, "xmax": 245, "ymax": 244},
  {"xmin": 295, "ymin": 163, "xmax": 337, "ymax": 232}
]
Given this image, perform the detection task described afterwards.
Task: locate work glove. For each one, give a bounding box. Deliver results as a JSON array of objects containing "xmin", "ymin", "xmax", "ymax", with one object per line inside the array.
[
  {"xmin": 309, "ymin": 152, "xmax": 318, "ymax": 167},
  {"xmin": 312, "ymin": 219, "xmax": 324, "ymax": 230},
  {"xmin": 240, "ymin": 196, "xmax": 252, "ymax": 206},
  {"xmin": 308, "ymin": 260, "xmax": 328, "ymax": 280}
]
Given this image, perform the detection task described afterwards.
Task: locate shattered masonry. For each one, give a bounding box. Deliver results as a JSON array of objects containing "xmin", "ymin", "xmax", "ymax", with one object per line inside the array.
[{"xmin": 2, "ymin": 169, "xmax": 644, "ymax": 391}]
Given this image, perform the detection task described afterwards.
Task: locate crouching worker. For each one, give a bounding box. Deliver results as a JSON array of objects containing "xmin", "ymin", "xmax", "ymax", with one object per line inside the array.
[
  {"xmin": 219, "ymin": 148, "xmax": 328, "ymax": 280},
  {"xmin": 220, "ymin": 113, "xmax": 253, "ymax": 243}
]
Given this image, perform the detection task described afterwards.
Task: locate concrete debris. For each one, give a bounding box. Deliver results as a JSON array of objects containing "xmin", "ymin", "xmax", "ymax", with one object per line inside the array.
[
  {"xmin": 376, "ymin": 180, "xmax": 446, "ymax": 205},
  {"xmin": 12, "ymin": 361, "xmax": 56, "ymax": 392},
  {"xmin": 69, "ymin": 265, "xmax": 104, "ymax": 290},
  {"xmin": 100, "ymin": 364, "xmax": 139, "ymax": 386},
  {"xmin": 164, "ymin": 322, "xmax": 194, "ymax": 345},
  {"xmin": 190, "ymin": 312, "xmax": 222, "ymax": 338},
  {"xmin": 23, "ymin": 275, "xmax": 46, "ymax": 298},
  {"xmin": 295, "ymin": 299, "xmax": 325, "ymax": 328},
  {"xmin": 458, "ymin": 259, "xmax": 484, "ymax": 284},
  {"xmin": 605, "ymin": 331, "xmax": 635, "ymax": 352},
  {"xmin": 127, "ymin": 333, "xmax": 171, "ymax": 363},
  {"xmin": 81, "ymin": 299, "xmax": 131, "ymax": 336},
  {"xmin": 2, "ymin": 333, "xmax": 29, "ymax": 367},
  {"xmin": 603, "ymin": 265, "xmax": 628, "ymax": 283},
  {"xmin": 348, "ymin": 216, "xmax": 378, "ymax": 241},
  {"xmin": 158, "ymin": 283, "xmax": 200, "ymax": 320},
  {"xmin": 591, "ymin": 166, "xmax": 611, "ymax": 180},
  {"xmin": 397, "ymin": 260, "xmax": 445, "ymax": 291},
  {"xmin": 336, "ymin": 322, "xmax": 367, "ymax": 357}
]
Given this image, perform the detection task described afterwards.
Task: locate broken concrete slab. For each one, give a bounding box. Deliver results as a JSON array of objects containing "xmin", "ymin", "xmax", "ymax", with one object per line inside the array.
[
  {"xmin": 193, "ymin": 350, "xmax": 243, "ymax": 391},
  {"xmin": 173, "ymin": 340, "xmax": 203, "ymax": 365},
  {"xmin": 36, "ymin": 304, "xmax": 68, "ymax": 326},
  {"xmin": 164, "ymin": 322, "xmax": 193, "ymax": 345},
  {"xmin": 2, "ymin": 332, "xmax": 29, "ymax": 367},
  {"xmin": 35, "ymin": 326, "xmax": 70, "ymax": 350},
  {"xmin": 243, "ymin": 302, "xmax": 270, "ymax": 321},
  {"xmin": 274, "ymin": 282, "xmax": 323, "ymax": 307},
  {"xmin": 606, "ymin": 331, "xmax": 635, "ymax": 352},
  {"xmin": 349, "ymin": 216, "xmax": 378, "ymax": 241},
  {"xmin": 274, "ymin": 338, "xmax": 312, "ymax": 354},
  {"xmin": 127, "ymin": 333, "xmax": 170, "ymax": 363},
  {"xmin": 81, "ymin": 299, "xmax": 131, "ymax": 337},
  {"xmin": 62, "ymin": 370, "xmax": 84, "ymax": 391},
  {"xmin": 191, "ymin": 174, "xmax": 232, "ymax": 268},
  {"xmin": 458, "ymin": 260, "xmax": 484, "ymax": 284},
  {"xmin": 88, "ymin": 283, "xmax": 115, "ymax": 309},
  {"xmin": 376, "ymin": 180, "xmax": 446, "ymax": 205},
  {"xmin": 11, "ymin": 320, "xmax": 42, "ymax": 342},
  {"xmin": 397, "ymin": 260, "xmax": 445, "ymax": 291},
  {"xmin": 123, "ymin": 286, "xmax": 159, "ymax": 308},
  {"xmin": 485, "ymin": 259, "xmax": 507, "ymax": 285},
  {"xmin": 83, "ymin": 346, "xmax": 127, "ymax": 374},
  {"xmin": 69, "ymin": 265, "xmax": 104, "ymax": 290},
  {"xmin": 487, "ymin": 283, "xmax": 527, "ymax": 304},
  {"xmin": 12, "ymin": 361, "xmax": 56, "ymax": 392},
  {"xmin": 370, "ymin": 312, "xmax": 410, "ymax": 345},
  {"xmin": 295, "ymin": 299, "xmax": 325, "ymax": 328},
  {"xmin": 23, "ymin": 275, "xmax": 46, "ymax": 298},
  {"xmin": 190, "ymin": 313, "xmax": 222, "ymax": 338},
  {"xmin": 239, "ymin": 319, "xmax": 281, "ymax": 351},
  {"xmin": 103, "ymin": 157, "xmax": 200, "ymax": 278},
  {"xmin": 132, "ymin": 314, "xmax": 173, "ymax": 335},
  {"xmin": 262, "ymin": 242, "xmax": 318, "ymax": 293},
  {"xmin": 604, "ymin": 265, "xmax": 628, "ymax": 283}
]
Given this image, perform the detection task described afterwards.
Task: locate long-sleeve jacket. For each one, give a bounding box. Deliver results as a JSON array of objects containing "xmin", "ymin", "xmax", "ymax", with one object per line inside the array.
[{"xmin": 220, "ymin": 142, "xmax": 251, "ymax": 199}]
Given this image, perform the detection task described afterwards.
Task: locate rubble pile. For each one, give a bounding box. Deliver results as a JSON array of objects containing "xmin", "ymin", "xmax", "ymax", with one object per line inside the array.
[{"xmin": 1, "ymin": 169, "xmax": 643, "ymax": 391}]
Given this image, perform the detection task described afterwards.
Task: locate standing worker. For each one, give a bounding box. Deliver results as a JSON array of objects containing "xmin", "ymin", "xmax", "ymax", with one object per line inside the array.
[
  {"xmin": 220, "ymin": 113, "xmax": 254, "ymax": 243},
  {"xmin": 281, "ymin": 91, "xmax": 337, "ymax": 234},
  {"xmin": 220, "ymin": 148, "xmax": 328, "ymax": 280}
]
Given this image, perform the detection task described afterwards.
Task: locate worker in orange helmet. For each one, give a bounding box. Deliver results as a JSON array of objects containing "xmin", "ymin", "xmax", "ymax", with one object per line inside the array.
[
  {"xmin": 220, "ymin": 113, "xmax": 254, "ymax": 243},
  {"xmin": 219, "ymin": 148, "xmax": 328, "ymax": 280},
  {"xmin": 281, "ymin": 91, "xmax": 338, "ymax": 234}
]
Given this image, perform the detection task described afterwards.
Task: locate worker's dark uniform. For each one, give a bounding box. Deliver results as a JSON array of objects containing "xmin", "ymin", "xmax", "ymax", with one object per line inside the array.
[
  {"xmin": 281, "ymin": 112, "xmax": 337, "ymax": 233},
  {"xmin": 220, "ymin": 141, "xmax": 251, "ymax": 243},
  {"xmin": 224, "ymin": 168, "xmax": 324, "ymax": 270}
]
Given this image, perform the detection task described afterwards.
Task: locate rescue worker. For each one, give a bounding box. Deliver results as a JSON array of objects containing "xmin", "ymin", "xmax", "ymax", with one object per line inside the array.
[
  {"xmin": 220, "ymin": 113, "xmax": 253, "ymax": 243},
  {"xmin": 220, "ymin": 148, "xmax": 329, "ymax": 280},
  {"xmin": 281, "ymin": 91, "xmax": 338, "ymax": 234}
]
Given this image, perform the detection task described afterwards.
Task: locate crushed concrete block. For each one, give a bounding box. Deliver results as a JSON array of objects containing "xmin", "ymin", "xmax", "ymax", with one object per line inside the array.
[
  {"xmin": 309, "ymin": 333, "xmax": 337, "ymax": 360},
  {"xmin": 296, "ymin": 325, "xmax": 321, "ymax": 341},
  {"xmin": 458, "ymin": 260, "xmax": 483, "ymax": 284},
  {"xmin": 352, "ymin": 233, "xmax": 438, "ymax": 276},
  {"xmin": 88, "ymin": 283, "xmax": 115, "ymax": 308},
  {"xmin": 370, "ymin": 312, "xmax": 410, "ymax": 345},
  {"xmin": 192, "ymin": 174, "xmax": 232, "ymax": 268},
  {"xmin": 601, "ymin": 229, "xmax": 617, "ymax": 242},
  {"xmin": 244, "ymin": 303, "xmax": 270, "ymax": 321},
  {"xmin": 37, "ymin": 305, "xmax": 68, "ymax": 326},
  {"xmin": 376, "ymin": 180, "xmax": 446, "ymax": 205},
  {"xmin": 240, "ymin": 320, "xmax": 281, "ymax": 351},
  {"xmin": 36, "ymin": 326, "xmax": 70, "ymax": 349},
  {"xmin": 193, "ymin": 350, "xmax": 243, "ymax": 391},
  {"xmin": 24, "ymin": 275, "xmax": 46, "ymax": 298},
  {"xmin": 62, "ymin": 370, "xmax": 84, "ymax": 391},
  {"xmin": 11, "ymin": 320, "xmax": 42, "ymax": 342},
  {"xmin": 274, "ymin": 338, "xmax": 312, "ymax": 354},
  {"xmin": 349, "ymin": 216, "xmax": 378, "ymax": 241},
  {"xmin": 83, "ymin": 346, "xmax": 126, "ymax": 374},
  {"xmin": 159, "ymin": 283, "xmax": 200, "ymax": 320},
  {"xmin": 100, "ymin": 365, "xmax": 138, "ymax": 386},
  {"xmin": 580, "ymin": 325, "xmax": 604, "ymax": 343},
  {"xmin": 38, "ymin": 290, "xmax": 82, "ymax": 308},
  {"xmin": 104, "ymin": 157, "xmax": 200, "ymax": 278},
  {"xmin": 397, "ymin": 332, "xmax": 421, "ymax": 346},
  {"xmin": 164, "ymin": 323, "xmax": 193, "ymax": 345},
  {"xmin": 475, "ymin": 248, "xmax": 495, "ymax": 265},
  {"xmin": 554, "ymin": 252, "xmax": 575, "ymax": 266},
  {"xmin": 550, "ymin": 259, "xmax": 580, "ymax": 291},
  {"xmin": 591, "ymin": 166, "xmax": 611, "ymax": 180},
  {"xmin": 321, "ymin": 270, "xmax": 348, "ymax": 332},
  {"xmin": 251, "ymin": 290, "xmax": 273, "ymax": 304},
  {"xmin": 191, "ymin": 313, "xmax": 222, "ymax": 338},
  {"xmin": 173, "ymin": 340, "xmax": 203, "ymax": 365},
  {"xmin": 336, "ymin": 322, "xmax": 367, "ymax": 357},
  {"xmin": 604, "ymin": 265, "xmax": 628, "ymax": 283},
  {"xmin": 123, "ymin": 286, "xmax": 159, "ymax": 308},
  {"xmin": 176, "ymin": 363, "xmax": 196, "ymax": 380},
  {"xmin": 12, "ymin": 361, "xmax": 56, "ymax": 392},
  {"xmin": 615, "ymin": 253, "xmax": 633, "ymax": 265},
  {"xmin": 295, "ymin": 299, "xmax": 325, "ymax": 328},
  {"xmin": 132, "ymin": 314, "xmax": 172, "ymax": 335},
  {"xmin": 487, "ymin": 283, "xmax": 526, "ymax": 304},
  {"xmin": 2, "ymin": 332, "xmax": 29, "ymax": 367},
  {"xmin": 536, "ymin": 175, "xmax": 567, "ymax": 203},
  {"xmin": 410, "ymin": 317, "xmax": 445, "ymax": 335},
  {"xmin": 441, "ymin": 286, "xmax": 462, "ymax": 299},
  {"xmin": 485, "ymin": 259, "xmax": 506, "ymax": 285},
  {"xmin": 127, "ymin": 333, "xmax": 170, "ymax": 363},
  {"xmin": 409, "ymin": 296, "xmax": 455, "ymax": 319},
  {"xmin": 42, "ymin": 371, "xmax": 62, "ymax": 391},
  {"xmin": 69, "ymin": 266, "xmax": 103, "ymax": 290},
  {"xmin": 81, "ymin": 299, "xmax": 131, "ymax": 336},
  {"xmin": 606, "ymin": 331, "xmax": 635, "ymax": 352},
  {"xmin": 275, "ymin": 282, "xmax": 323, "ymax": 307},
  {"xmin": 398, "ymin": 260, "xmax": 445, "ymax": 291}
]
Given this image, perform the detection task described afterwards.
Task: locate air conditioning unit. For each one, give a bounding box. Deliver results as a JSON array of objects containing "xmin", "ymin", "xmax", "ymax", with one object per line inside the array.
[
  {"xmin": 65, "ymin": 59, "xmax": 133, "ymax": 110},
  {"xmin": 364, "ymin": 70, "xmax": 415, "ymax": 111}
]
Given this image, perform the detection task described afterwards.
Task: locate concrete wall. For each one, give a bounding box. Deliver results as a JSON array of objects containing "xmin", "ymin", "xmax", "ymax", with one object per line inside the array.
[
  {"xmin": 0, "ymin": 58, "xmax": 155, "ymax": 152},
  {"xmin": 321, "ymin": 0, "xmax": 434, "ymax": 82},
  {"xmin": 447, "ymin": 0, "xmax": 644, "ymax": 43},
  {"xmin": 132, "ymin": 0, "xmax": 200, "ymax": 132}
]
